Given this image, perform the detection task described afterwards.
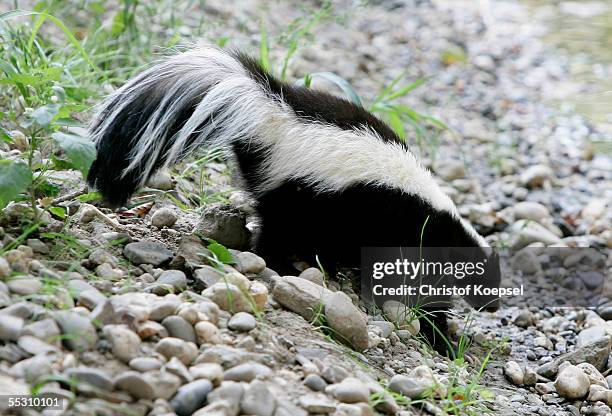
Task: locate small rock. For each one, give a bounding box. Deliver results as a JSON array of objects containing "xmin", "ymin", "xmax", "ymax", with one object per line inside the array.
[
  {"xmin": 326, "ymin": 377, "xmax": 369, "ymax": 403},
  {"xmin": 298, "ymin": 394, "xmax": 336, "ymax": 414},
  {"xmin": 165, "ymin": 356, "xmax": 193, "ymax": 383},
  {"xmin": 129, "ymin": 357, "xmax": 163, "ymax": 372},
  {"xmin": 436, "ymin": 159, "xmax": 465, "ymax": 180},
  {"xmin": 513, "ymin": 310, "xmax": 535, "ymax": 328},
  {"xmin": 504, "ymin": 361, "xmax": 524, "ymax": 386},
  {"xmin": 234, "ymin": 251, "xmax": 266, "ymax": 274},
  {"xmin": 155, "ymin": 337, "xmax": 198, "ymax": 365},
  {"xmin": 554, "ymin": 364, "xmax": 590, "ymax": 400},
  {"xmin": 509, "ymin": 220, "xmax": 562, "ymax": 249},
  {"xmin": 577, "ymin": 326, "xmax": 608, "ymax": 348},
  {"xmin": 115, "ymin": 371, "xmax": 156, "ymax": 400},
  {"xmin": 21, "ymin": 318, "xmax": 60, "ymax": 342},
  {"xmin": 151, "ymin": 208, "xmax": 178, "ymax": 228},
  {"xmin": 162, "ymin": 315, "xmax": 197, "ymax": 343},
  {"xmin": 103, "ymin": 324, "xmax": 141, "ymax": 363},
  {"xmin": 65, "ymin": 367, "xmax": 114, "ymax": 391},
  {"xmin": 0, "ymin": 257, "xmax": 10, "ymax": 278},
  {"xmin": 54, "ymin": 310, "xmax": 98, "ymax": 351},
  {"xmin": 304, "ymin": 374, "xmax": 328, "ymax": 391},
  {"xmin": 228, "ymin": 312, "xmax": 257, "ymax": 332},
  {"xmin": 147, "ymin": 170, "xmax": 174, "ymax": 191},
  {"xmin": 523, "ymin": 367, "xmax": 537, "ymax": 387},
  {"xmin": 520, "ymin": 164, "xmax": 554, "ymax": 187},
  {"xmin": 389, "ymin": 365, "xmax": 440, "ymax": 399},
  {"xmin": 193, "ymin": 265, "xmax": 223, "ymax": 289},
  {"xmin": 587, "ymin": 385, "xmax": 612, "ymax": 406},
  {"xmin": 241, "ymin": 379, "xmax": 276, "ymax": 416},
  {"xmin": 299, "ymin": 267, "xmax": 325, "ymax": 286},
  {"xmin": 513, "ymin": 201, "xmax": 551, "ymax": 223},
  {"xmin": 194, "ymin": 203, "xmax": 250, "ymax": 249},
  {"xmin": 207, "ymin": 381, "xmax": 244, "ymax": 415},
  {"xmin": 321, "ymin": 365, "xmax": 349, "ymax": 384},
  {"xmin": 0, "ymin": 314, "xmax": 24, "ymax": 341},
  {"xmin": 577, "ymin": 363, "xmax": 608, "ymax": 388},
  {"xmin": 124, "ymin": 241, "xmax": 173, "ymax": 266},
  {"xmin": 223, "ymin": 361, "xmax": 272, "ymax": 382},
  {"xmin": 382, "ymin": 300, "xmax": 419, "ymax": 335},
  {"xmin": 169, "ymin": 379, "xmax": 213, "ymax": 416},
  {"xmin": 7, "ymin": 276, "xmax": 42, "ymax": 295},
  {"xmin": 203, "ymin": 282, "xmax": 253, "ymax": 313},
  {"xmin": 26, "ymin": 239, "xmax": 49, "ymax": 254},
  {"xmin": 17, "ymin": 335, "xmax": 59, "ymax": 355},
  {"xmin": 194, "ymin": 321, "xmax": 222, "ymax": 345},
  {"xmin": 537, "ymin": 336, "xmax": 611, "ymax": 377},
  {"xmin": 189, "ymin": 363, "xmax": 224, "ymax": 385}
]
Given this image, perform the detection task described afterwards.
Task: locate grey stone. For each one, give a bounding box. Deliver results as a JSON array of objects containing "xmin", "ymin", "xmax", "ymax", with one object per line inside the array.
[
  {"xmin": 304, "ymin": 374, "xmax": 328, "ymax": 391},
  {"xmin": 115, "ymin": 371, "xmax": 156, "ymax": 400},
  {"xmin": 228, "ymin": 312, "xmax": 257, "ymax": 332},
  {"xmin": 164, "ymin": 356, "xmax": 193, "ymax": 383},
  {"xmin": 298, "ymin": 394, "xmax": 336, "ymax": 414},
  {"xmin": 124, "ymin": 241, "xmax": 173, "ymax": 266},
  {"xmin": 0, "ymin": 314, "xmax": 24, "ymax": 341},
  {"xmin": 207, "ymin": 381, "xmax": 244, "ymax": 415},
  {"xmin": 162, "ymin": 315, "xmax": 197, "ymax": 343},
  {"xmin": 326, "ymin": 377, "xmax": 369, "ymax": 403},
  {"xmin": 272, "ymin": 276, "xmax": 333, "ymax": 321},
  {"xmin": 7, "ymin": 276, "xmax": 42, "ymax": 295},
  {"xmin": 382, "ymin": 300, "xmax": 419, "ymax": 335},
  {"xmin": 21, "ymin": 318, "xmax": 60, "ymax": 342},
  {"xmin": 151, "ymin": 208, "xmax": 178, "ymax": 228},
  {"xmin": 321, "ymin": 365, "xmax": 349, "ymax": 384},
  {"xmin": 241, "ymin": 379, "xmax": 276, "ymax": 416},
  {"xmin": 577, "ymin": 326, "xmax": 608, "ymax": 348},
  {"xmin": 537, "ymin": 336, "xmax": 611, "ymax": 377},
  {"xmin": 223, "ymin": 361, "xmax": 273, "ymax": 382},
  {"xmin": 554, "ymin": 364, "xmax": 589, "ymax": 400},
  {"xmin": 156, "ymin": 270, "xmax": 187, "ymax": 292},
  {"xmin": 129, "ymin": 357, "xmax": 163, "ymax": 372},
  {"xmin": 389, "ymin": 365, "xmax": 439, "ymax": 399},
  {"xmin": 193, "ymin": 265, "xmax": 223, "ymax": 290},
  {"xmin": 65, "ymin": 367, "xmax": 114, "ymax": 391},
  {"xmin": 17, "ymin": 335, "xmax": 60, "ymax": 355},
  {"xmin": 155, "ymin": 337, "xmax": 198, "ymax": 365},
  {"xmin": 103, "ymin": 324, "xmax": 141, "ymax": 363},
  {"xmin": 299, "ymin": 267, "xmax": 325, "ymax": 286},
  {"xmin": 54, "ymin": 310, "xmax": 98, "ymax": 351},
  {"xmin": 194, "ymin": 203, "xmax": 250, "ymax": 249},
  {"xmin": 170, "ymin": 379, "xmax": 214, "ymax": 416},
  {"xmin": 504, "ymin": 361, "xmax": 524, "ymax": 386},
  {"xmin": 325, "ymin": 291, "xmax": 369, "ymax": 351},
  {"xmin": 234, "ymin": 251, "xmax": 266, "ymax": 274}
]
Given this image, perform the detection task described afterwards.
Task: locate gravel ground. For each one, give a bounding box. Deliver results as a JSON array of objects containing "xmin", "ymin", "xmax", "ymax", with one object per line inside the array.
[{"xmin": 0, "ymin": 1, "xmax": 610, "ymax": 415}]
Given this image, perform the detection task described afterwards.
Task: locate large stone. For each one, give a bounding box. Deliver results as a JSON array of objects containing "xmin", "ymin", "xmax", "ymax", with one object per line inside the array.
[
  {"xmin": 537, "ymin": 336, "xmax": 611, "ymax": 377},
  {"xmin": 0, "ymin": 314, "xmax": 24, "ymax": 341},
  {"xmin": 202, "ymin": 282, "xmax": 253, "ymax": 313},
  {"xmin": 156, "ymin": 270, "xmax": 187, "ymax": 292},
  {"xmin": 272, "ymin": 276, "xmax": 333, "ymax": 321},
  {"xmin": 508, "ymin": 220, "xmax": 562, "ymax": 250},
  {"xmin": 555, "ymin": 364, "xmax": 590, "ymax": 400},
  {"xmin": 194, "ymin": 203, "xmax": 250, "ymax": 249},
  {"xmin": 325, "ymin": 292, "xmax": 369, "ymax": 351},
  {"xmin": 124, "ymin": 241, "xmax": 173, "ymax": 266}
]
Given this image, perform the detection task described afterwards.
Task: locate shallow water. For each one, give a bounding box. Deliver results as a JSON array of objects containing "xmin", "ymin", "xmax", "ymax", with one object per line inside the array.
[{"xmin": 526, "ymin": 0, "xmax": 612, "ymax": 130}]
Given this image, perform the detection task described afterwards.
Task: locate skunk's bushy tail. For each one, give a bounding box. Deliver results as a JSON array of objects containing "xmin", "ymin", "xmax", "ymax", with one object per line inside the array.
[{"xmin": 87, "ymin": 46, "xmax": 272, "ymax": 206}]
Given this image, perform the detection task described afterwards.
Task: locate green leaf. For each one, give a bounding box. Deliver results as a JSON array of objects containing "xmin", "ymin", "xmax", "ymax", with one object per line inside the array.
[
  {"xmin": 207, "ymin": 242, "xmax": 234, "ymax": 264},
  {"xmin": 48, "ymin": 206, "xmax": 66, "ymax": 219},
  {"xmin": 78, "ymin": 192, "xmax": 102, "ymax": 203},
  {"xmin": 51, "ymin": 132, "xmax": 96, "ymax": 177},
  {"xmin": 259, "ymin": 23, "xmax": 270, "ymax": 73},
  {"xmin": 0, "ymin": 160, "xmax": 33, "ymax": 210},
  {"xmin": 296, "ymin": 72, "xmax": 363, "ymax": 107},
  {"xmin": 0, "ymin": 126, "xmax": 11, "ymax": 143},
  {"xmin": 29, "ymin": 104, "xmax": 60, "ymax": 128}
]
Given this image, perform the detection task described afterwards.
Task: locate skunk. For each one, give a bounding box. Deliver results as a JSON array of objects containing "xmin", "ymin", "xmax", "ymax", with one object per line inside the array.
[{"xmin": 87, "ymin": 46, "xmax": 497, "ymax": 355}]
